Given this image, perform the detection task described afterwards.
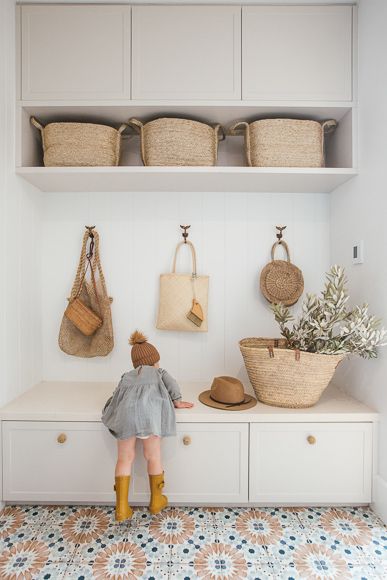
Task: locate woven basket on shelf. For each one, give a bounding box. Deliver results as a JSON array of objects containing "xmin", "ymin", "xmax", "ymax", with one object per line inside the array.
[
  {"xmin": 30, "ymin": 117, "xmax": 128, "ymax": 167},
  {"xmin": 128, "ymin": 117, "xmax": 225, "ymax": 166},
  {"xmin": 239, "ymin": 338, "xmax": 345, "ymax": 409},
  {"xmin": 260, "ymin": 240, "xmax": 304, "ymax": 306},
  {"xmin": 229, "ymin": 118, "xmax": 337, "ymax": 167}
]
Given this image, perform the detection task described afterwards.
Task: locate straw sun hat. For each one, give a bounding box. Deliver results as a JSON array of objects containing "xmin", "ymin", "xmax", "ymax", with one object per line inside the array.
[{"xmin": 199, "ymin": 376, "xmax": 257, "ymax": 411}]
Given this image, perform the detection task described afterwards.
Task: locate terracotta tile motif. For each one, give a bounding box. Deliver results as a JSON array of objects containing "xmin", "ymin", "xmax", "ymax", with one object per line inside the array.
[{"xmin": 0, "ymin": 505, "xmax": 385, "ymax": 579}]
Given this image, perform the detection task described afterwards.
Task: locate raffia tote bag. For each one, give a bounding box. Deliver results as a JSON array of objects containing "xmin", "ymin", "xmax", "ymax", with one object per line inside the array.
[
  {"xmin": 59, "ymin": 229, "xmax": 114, "ymax": 357},
  {"xmin": 156, "ymin": 241, "xmax": 209, "ymax": 332}
]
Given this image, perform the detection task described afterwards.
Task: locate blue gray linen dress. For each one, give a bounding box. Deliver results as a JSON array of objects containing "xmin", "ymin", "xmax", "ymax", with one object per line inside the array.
[{"xmin": 101, "ymin": 366, "xmax": 182, "ymax": 439}]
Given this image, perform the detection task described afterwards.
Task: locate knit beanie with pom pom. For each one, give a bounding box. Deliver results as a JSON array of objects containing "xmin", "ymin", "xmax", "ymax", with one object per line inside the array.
[{"xmin": 129, "ymin": 331, "xmax": 160, "ymax": 368}]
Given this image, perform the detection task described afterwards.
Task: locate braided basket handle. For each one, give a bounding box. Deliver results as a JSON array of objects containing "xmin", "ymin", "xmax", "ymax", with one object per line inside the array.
[
  {"xmin": 321, "ymin": 119, "xmax": 337, "ymax": 133},
  {"xmin": 172, "ymin": 241, "xmax": 198, "ymax": 277},
  {"xmin": 228, "ymin": 121, "xmax": 251, "ymax": 166},
  {"xmin": 271, "ymin": 240, "xmax": 291, "ymax": 263},
  {"xmin": 128, "ymin": 118, "xmax": 146, "ymax": 164},
  {"xmin": 30, "ymin": 116, "xmax": 45, "ymax": 131}
]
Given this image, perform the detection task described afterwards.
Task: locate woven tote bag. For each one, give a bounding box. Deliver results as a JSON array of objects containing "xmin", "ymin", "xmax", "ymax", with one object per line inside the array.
[
  {"xmin": 260, "ymin": 240, "xmax": 304, "ymax": 306},
  {"xmin": 156, "ymin": 241, "xmax": 209, "ymax": 332},
  {"xmin": 59, "ymin": 229, "xmax": 114, "ymax": 357}
]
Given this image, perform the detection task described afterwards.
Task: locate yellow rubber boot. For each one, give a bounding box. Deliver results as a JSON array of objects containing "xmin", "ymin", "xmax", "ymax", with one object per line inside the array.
[
  {"xmin": 149, "ymin": 472, "xmax": 168, "ymax": 515},
  {"xmin": 114, "ymin": 475, "xmax": 133, "ymax": 522}
]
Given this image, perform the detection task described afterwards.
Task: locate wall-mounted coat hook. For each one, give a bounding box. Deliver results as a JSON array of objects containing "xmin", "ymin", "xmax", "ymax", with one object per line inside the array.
[
  {"xmin": 276, "ymin": 225, "xmax": 287, "ymax": 244},
  {"xmin": 85, "ymin": 225, "xmax": 96, "ymax": 238},
  {"xmin": 180, "ymin": 224, "xmax": 191, "ymax": 243}
]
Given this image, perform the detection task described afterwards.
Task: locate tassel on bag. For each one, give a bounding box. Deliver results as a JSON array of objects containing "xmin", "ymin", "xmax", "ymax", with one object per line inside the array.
[{"xmin": 187, "ymin": 299, "xmax": 204, "ymax": 327}]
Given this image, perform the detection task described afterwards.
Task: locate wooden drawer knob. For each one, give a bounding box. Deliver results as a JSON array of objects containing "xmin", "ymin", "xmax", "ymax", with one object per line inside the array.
[
  {"xmin": 183, "ymin": 435, "xmax": 191, "ymax": 446},
  {"xmin": 307, "ymin": 435, "xmax": 316, "ymax": 445},
  {"xmin": 57, "ymin": 433, "xmax": 67, "ymax": 444}
]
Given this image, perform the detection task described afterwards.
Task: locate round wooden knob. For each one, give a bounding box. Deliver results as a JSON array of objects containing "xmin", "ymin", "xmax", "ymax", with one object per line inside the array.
[
  {"xmin": 183, "ymin": 435, "xmax": 191, "ymax": 446},
  {"xmin": 307, "ymin": 435, "xmax": 316, "ymax": 445},
  {"xmin": 57, "ymin": 433, "xmax": 67, "ymax": 444}
]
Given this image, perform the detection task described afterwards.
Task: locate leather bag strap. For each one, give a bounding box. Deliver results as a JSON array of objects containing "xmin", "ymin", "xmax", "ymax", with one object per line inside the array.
[{"xmin": 271, "ymin": 240, "xmax": 291, "ymax": 263}]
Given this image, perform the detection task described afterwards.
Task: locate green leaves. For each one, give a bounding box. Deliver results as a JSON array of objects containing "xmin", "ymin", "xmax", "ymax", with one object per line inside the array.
[{"xmin": 271, "ymin": 265, "xmax": 387, "ymax": 359}]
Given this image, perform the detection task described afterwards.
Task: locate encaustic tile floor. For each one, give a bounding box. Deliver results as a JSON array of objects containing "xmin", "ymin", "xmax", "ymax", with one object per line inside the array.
[{"xmin": 0, "ymin": 505, "xmax": 386, "ymax": 580}]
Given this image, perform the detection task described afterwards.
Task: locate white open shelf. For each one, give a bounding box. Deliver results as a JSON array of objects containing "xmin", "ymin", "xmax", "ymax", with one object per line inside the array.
[
  {"xmin": 16, "ymin": 102, "xmax": 357, "ymax": 193},
  {"xmin": 16, "ymin": 166, "xmax": 357, "ymax": 193}
]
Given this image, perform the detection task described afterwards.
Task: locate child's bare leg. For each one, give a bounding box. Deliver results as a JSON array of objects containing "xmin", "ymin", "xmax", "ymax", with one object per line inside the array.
[
  {"xmin": 115, "ymin": 437, "xmax": 136, "ymax": 477},
  {"xmin": 142, "ymin": 436, "xmax": 163, "ymax": 475}
]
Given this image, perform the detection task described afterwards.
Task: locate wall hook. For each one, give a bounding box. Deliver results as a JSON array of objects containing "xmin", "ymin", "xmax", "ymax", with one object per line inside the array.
[
  {"xmin": 85, "ymin": 225, "xmax": 95, "ymax": 238},
  {"xmin": 180, "ymin": 224, "xmax": 191, "ymax": 243},
  {"xmin": 276, "ymin": 225, "xmax": 287, "ymax": 244}
]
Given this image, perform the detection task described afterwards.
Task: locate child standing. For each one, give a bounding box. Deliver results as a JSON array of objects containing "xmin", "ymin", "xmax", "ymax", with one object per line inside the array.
[{"xmin": 101, "ymin": 331, "xmax": 193, "ymax": 521}]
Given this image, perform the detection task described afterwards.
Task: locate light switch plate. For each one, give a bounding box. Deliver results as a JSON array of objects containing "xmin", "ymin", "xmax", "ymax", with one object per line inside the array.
[{"xmin": 352, "ymin": 240, "xmax": 364, "ymax": 264}]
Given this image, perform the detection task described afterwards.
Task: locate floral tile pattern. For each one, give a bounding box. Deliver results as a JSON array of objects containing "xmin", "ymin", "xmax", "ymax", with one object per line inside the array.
[{"xmin": 0, "ymin": 505, "xmax": 385, "ymax": 579}]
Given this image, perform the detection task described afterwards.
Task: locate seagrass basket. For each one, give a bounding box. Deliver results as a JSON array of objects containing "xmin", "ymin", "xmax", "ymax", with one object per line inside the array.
[
  {"xmin": 128, "ymin": 117, "xmax": 225, "ymax": 166},
  {"xmin": 229, "ymin": 118, "xmax": 337, "ymax": 167},
  {"xmin": 31, "ymin": 117, "xmax": 128, "ymax": 167},
  {"xmin": 64, "ymin": 297, "xmax": 102, "ymax": 336},
  {"xmin": 239, "ymin": 338, "xmax": 345, "ymax": 408}
]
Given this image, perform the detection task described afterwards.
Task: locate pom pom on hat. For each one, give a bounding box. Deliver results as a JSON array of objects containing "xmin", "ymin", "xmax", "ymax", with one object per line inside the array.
[
  {"xmin": 129, "ymin": 330, "xmax": 160, "ymax": 368},
  {"xmin": 129, "ymin": 330, "xmax": 148, "ymax": 346}
]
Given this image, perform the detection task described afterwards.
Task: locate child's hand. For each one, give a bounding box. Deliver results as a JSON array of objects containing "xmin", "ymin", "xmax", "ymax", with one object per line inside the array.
[{"xmin": 174, "ymin": 400, "xmax": 194, "ymax": 409}]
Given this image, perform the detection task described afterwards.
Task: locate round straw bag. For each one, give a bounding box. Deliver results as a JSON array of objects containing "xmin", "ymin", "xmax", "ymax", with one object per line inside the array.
[
  {"xmin": 31, "ymin": 117, "xmax": 129, "ymax": 167},
  {"xmin": 260, "ymin": 241, "xmax": 304, "ymax": 306},
  {"xmin": 229, "ymin": 118, "xmax": 337, "ymax": 167},
  {"xmin": 128, "ymin": 117, "xmax": 225, "ymax": 166},
  {"xmin": 239, "ymin": 338, "xmax": 345, "ymax": 408}
]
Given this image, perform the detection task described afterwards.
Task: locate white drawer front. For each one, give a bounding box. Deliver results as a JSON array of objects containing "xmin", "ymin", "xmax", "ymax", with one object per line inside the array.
[
  {"xmin": 249, "ymin": 423, "xmax": 372, "ymax": 504},
  {"xmin": 132, "ymin": 423, "xmax": 249, "ymax": 504},
  {"xmin": 3, "ymin": 422, "xmax": 116, "ymax": 502},
  {"xmin": 3, "ymin": 421, "xmax": 248, "ymax": 504}
]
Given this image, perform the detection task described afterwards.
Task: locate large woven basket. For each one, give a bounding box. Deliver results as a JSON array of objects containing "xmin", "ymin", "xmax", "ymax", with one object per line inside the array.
[
  {"xmin": 128, "ymin": 117, "xmax": 225, "ymax": 166},
  {"xmin": 229, "ymin": 118, "xmax": 337, "ymax": 167},
  {"xmin": 31, "ymin": 117, "xmax": 128, "ymax": 167},
  {"xmin": 239, "ymin": 338, "xmax": 345, "ymax": 408}
]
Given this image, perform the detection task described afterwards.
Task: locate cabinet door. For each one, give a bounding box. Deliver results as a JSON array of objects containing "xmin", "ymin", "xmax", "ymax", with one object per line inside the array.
[
  {"xmin": 3, "ymin": 421, "xmax": 116, "ymax": 502},
  {"xmin": 242, "ymin": 6, "xmax": 352, "ymax": 101},
  {"xmin": 21, "ymin": 5, "xmax": 131, "ymax": 100},
  {"xmin": 131, "ymin": 423, "xmax": 248, "ymax": 503},
  {"xmin": 132, "ymin": 6, "xmax": 241, "ymax": 100},
  {"xmin": 249, "ymin": 423, "xmax": 372, "ymax": 504}
]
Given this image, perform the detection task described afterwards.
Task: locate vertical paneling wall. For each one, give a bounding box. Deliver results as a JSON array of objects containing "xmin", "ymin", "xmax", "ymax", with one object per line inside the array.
[{"xmin": 41, "ymin": 191, "xmax": 330, "ymax": 384}]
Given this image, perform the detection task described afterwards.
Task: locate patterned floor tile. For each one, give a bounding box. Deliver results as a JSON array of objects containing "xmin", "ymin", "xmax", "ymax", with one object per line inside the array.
[{"xmin": 0, "ymin": 504, "xmax": 385, "ymax": 580}]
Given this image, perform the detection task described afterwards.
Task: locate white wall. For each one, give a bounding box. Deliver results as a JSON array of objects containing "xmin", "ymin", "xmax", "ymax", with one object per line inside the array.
[
  {"xmin": 42, "ymin": 191, "xmax": 330, "ymax": 385},
  {"xmin": 0, "ymin": 0, "xmax": 43, "ymax": 407},
  {"xmin": 331, "ymin": 0, "xmax": 387, "ymax": 521}
]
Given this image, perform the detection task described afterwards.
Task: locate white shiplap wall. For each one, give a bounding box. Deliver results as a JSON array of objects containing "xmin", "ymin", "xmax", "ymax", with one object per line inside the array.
[{"xmin": 41, "ymin": 190, "xmax": 330, "ymax": 385}]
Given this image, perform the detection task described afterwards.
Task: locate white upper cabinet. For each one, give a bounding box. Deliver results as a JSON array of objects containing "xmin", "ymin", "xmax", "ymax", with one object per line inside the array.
[
  {"xmin": 242, "ymin": 6, "xmax": 353, "ymax": 101},
  {"xmin": 21, "ymin": 5, "xmax": 131, "ymax": 100},
  {"xmin": 132, "ymin": 6, "xmax": 241, "ymax": 100}
]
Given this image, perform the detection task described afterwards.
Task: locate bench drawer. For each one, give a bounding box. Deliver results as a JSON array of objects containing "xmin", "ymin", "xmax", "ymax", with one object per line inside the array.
[{"xmin": 249, "ymin": 423, "xmax": 373, "ymax": 504}]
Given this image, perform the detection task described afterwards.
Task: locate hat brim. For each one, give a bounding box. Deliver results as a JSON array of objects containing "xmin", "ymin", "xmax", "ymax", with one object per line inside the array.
[{"xmin": 198, "ymin": 390, "xmax": 257, "ymax": 411}]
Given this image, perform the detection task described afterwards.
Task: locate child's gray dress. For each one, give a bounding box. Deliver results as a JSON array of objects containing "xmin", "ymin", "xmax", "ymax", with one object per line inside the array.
[{"xmin": 101, "ymin": 366, "xmax": 182, "ymax": 440}]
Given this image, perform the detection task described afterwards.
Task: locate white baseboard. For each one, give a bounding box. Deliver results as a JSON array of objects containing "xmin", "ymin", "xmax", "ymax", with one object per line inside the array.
[{"xmin": 372, "ymin": 475, "xmax": 387, "ymax": 524}]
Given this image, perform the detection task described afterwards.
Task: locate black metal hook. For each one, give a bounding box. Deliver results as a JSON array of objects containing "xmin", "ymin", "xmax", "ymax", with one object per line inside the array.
[{"xmin": 276, "ymin": 225, "xmax": 286, "ymax": 244}]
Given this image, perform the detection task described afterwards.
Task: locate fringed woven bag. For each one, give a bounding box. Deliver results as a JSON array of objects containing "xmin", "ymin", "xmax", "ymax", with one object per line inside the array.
[{"xmin": 59, "ymin": 228, "xmax": 114, "ymax": 357}]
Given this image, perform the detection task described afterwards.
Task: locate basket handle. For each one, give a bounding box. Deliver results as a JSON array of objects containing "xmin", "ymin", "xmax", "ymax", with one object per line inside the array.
[
  {"xmin": 30, "ymin": 116, "xmax": 44, "ymax": 131},
  {"xmin": 117, "ymin": 123, "xmax": 130, "ymax": 135},
  {"xmin": 128, "ymin": 118, "xmax": 146, "ymax": 165},
  {"xmin": 228, "ymin": 121, "xmax": 252, "ymax": 166},
  {"xmin": 214, "ymin": 124, "xmax": 226, "ymax": 142},
  {"xmin": 322, "ymin": 119, "xmax": 337, "ymax": 133},
  {"xmin": 271, "ymin": 240, "xmax": 291, "ymax": 263},
  {"xmin": 172, "ymin": 240, "xmax": 197, "ymax": 277}
]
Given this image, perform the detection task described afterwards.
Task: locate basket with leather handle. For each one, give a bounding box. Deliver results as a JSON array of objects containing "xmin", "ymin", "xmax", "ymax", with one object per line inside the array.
[{"xmin": 260, "ymin": 240, "xmax": 304, "ymax": 306}]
